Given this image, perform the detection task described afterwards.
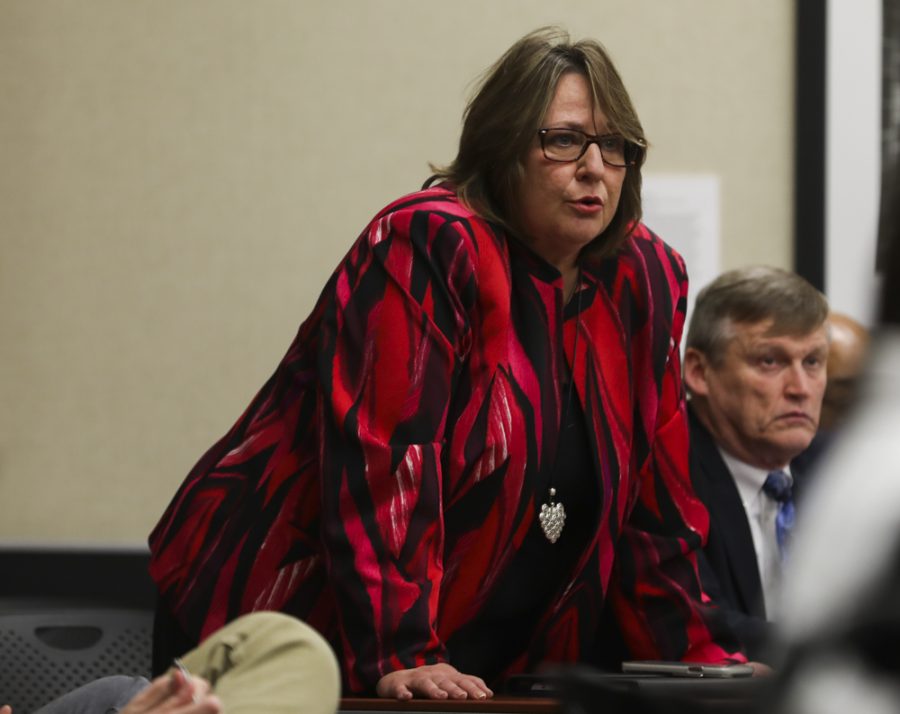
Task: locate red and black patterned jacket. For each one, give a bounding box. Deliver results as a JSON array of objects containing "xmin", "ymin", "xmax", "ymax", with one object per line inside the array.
[{"xmin": 148, "ymin": 185, "xmax": 742, "ymax": 693}]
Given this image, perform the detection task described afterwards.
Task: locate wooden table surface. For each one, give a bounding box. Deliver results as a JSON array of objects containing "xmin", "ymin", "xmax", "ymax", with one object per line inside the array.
[{"xmin": 340, "ymin": 697, "xmax": 559, "ymax": 714}]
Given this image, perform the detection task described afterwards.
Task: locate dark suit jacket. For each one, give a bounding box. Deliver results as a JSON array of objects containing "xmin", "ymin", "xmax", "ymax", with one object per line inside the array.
[{"xmin": 688, "ymin": 404, "xmax": 773, "ymax": 660}]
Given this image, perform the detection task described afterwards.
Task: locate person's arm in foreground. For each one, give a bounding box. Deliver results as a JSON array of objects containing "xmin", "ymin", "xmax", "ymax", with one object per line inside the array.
[{"xmin": 2, "ymin": 670, "xmax": 219, "ymax": 714}]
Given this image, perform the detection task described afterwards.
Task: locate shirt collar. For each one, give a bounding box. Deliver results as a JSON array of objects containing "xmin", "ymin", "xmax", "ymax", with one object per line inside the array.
[{"xmin": 718, "ymin": 447, "xmax": 793, "ymax": 507}]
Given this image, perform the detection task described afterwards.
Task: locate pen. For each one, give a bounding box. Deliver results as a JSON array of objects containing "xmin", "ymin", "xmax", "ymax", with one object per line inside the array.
[
  {"xmin": 172, "ymin": 657, "xmax": 202, "ymax": 701},
  {"xmin": 172, "ymin": 657, "xmax": 191, "ymax": 683}
]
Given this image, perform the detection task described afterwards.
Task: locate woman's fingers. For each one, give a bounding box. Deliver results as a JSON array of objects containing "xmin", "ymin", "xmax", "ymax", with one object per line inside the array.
[
  {"xmin": 436, "ymin": 678, "xmax": 467, "ymax": 699},
  {"xmin": 376, "ymin": 664, "xmax": 494, "ymax": 700},
  {"xmin": 455, "ymin": 674, "xmax": 493, "ymax": 700},
  {"xmin": 415, "ymin": 677, "xmax": 449, "ymax": 700}
]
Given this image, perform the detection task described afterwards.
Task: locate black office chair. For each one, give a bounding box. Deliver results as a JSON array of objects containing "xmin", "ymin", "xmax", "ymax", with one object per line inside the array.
[
  {"xmin": 0, "ymin": 546, "xmax": 156, "ymax": 712},
  {"xmin": 0, "ymin": 608, "xmax": 153, "ymax": 713}
]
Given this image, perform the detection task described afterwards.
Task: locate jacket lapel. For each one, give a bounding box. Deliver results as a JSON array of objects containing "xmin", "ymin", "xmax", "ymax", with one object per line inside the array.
[{"xmin": 689, "ymin": 407, "xmax": 766, "ymax": 617}]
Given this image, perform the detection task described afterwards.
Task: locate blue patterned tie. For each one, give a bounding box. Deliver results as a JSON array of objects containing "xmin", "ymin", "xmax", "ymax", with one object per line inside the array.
[{"xmin": 763, "ymin": 470, "xmax": 795, "ymax": 560}]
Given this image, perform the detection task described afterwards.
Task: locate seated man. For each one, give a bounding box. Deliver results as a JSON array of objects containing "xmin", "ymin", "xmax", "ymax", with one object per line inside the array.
[{"xmin": 682, "ymin": 266, "xmax": 829, "ymax": 660}]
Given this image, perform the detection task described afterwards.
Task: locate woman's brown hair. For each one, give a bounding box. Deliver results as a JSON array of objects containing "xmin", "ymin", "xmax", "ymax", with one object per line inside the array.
[{"xmin": 428, "ymin": 26, "xmax": 646, "ymax": 260}]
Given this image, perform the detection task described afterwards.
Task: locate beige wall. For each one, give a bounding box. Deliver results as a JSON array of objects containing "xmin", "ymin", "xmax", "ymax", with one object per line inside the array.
[{"xmin": 0, "ymin": 0, "xmax": 794, "ymax": 544}]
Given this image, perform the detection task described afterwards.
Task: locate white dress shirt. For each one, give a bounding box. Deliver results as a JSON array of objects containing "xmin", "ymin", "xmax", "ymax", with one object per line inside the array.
[{"xmin": 718, "ymin": 448, "xmax": 792, "ymax": 620}]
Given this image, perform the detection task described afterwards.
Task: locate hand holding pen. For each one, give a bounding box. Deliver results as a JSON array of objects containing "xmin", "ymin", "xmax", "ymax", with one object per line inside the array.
[{"xmin": 118, "ymin": 660, "xmax": 221, "ymax": 714}]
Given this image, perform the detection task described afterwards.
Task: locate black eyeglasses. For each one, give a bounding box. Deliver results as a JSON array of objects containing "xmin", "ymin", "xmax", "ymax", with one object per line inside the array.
[{"xmin": 537, "ymin": 128, "xmax": 644, "ymax": 167}]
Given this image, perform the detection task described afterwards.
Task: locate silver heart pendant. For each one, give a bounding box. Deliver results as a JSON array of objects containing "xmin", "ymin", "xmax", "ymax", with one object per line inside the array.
[{"xmin": 539, "ymin": 489, "xmax": 566, "ymax": 543}]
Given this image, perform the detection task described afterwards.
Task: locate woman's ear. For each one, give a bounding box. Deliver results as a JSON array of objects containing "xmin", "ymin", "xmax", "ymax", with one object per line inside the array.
[{"xmin": 683, "ymin": 347, "xmax": 711, "ymax": 397}]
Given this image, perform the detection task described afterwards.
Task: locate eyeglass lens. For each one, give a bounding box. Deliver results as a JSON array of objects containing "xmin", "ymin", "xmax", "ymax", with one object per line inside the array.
[{"xmin": 540, "ymin": 129, "xmax": 634, "ymax": 166}]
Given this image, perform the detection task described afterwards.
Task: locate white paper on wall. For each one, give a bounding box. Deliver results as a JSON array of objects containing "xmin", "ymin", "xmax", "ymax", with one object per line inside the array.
[{"xmin": 641, "ymin": 173, "xmax": 721, "ymax": 331}]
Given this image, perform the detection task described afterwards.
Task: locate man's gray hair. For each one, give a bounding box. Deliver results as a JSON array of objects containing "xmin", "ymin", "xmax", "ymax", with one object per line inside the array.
[{"xmin": 686, "ymin": 266, "xmax": 829, "ymax": 365}]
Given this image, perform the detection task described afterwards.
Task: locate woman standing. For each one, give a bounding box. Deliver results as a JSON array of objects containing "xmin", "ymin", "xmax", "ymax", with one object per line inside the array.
[{"xmin": 149, "ymin": 27, "xmax": 742, "ymax": 699}]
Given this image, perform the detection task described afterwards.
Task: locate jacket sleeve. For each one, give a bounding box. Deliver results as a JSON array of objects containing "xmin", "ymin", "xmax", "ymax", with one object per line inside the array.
[
  {"xmin": 605, "ymin": 246, "xmax": 746, "ymax": 663},
  {"xmin": 316, "ymin": 203, "xmax": 477, "ymax": 692}
]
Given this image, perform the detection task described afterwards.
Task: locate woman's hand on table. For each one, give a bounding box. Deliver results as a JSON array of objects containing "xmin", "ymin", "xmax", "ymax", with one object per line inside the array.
[{"xmin": 376, "ymin": 663, "xmax": 494, "ymax": 700}]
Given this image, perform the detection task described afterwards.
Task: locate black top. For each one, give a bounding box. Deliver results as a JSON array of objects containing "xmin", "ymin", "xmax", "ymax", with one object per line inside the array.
[{"xmin": 446, "ymin": 390, "xmax": 600, "ymax": 684}]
